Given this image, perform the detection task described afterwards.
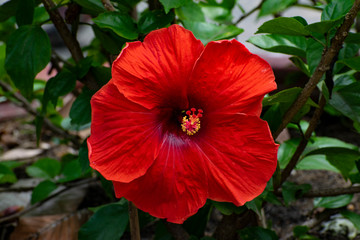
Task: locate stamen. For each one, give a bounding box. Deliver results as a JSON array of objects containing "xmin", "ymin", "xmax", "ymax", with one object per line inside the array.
[{"xmin": 181, "ymin": 108, "xmax": 203, "ymax": 135}]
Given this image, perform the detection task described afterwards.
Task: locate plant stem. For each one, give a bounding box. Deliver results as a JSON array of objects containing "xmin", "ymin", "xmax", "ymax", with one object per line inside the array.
[
  {"xmin": 128, "ymin": 201, "xmax": 141, "ymax": 240},
  {"xmin": 273, "ymin": 0, "xmax": 360, "ymax": 140},
  {"xmin": 276, "ymin": 185, "xmax": 360, "ymax": 198},
  {"xmin": 0, "ymin": 178, "xmax": 97, "ymax": 224},
  {"xmin": 41, "ymin": 0, "xmax": 99, "ymax": 91},
  {"xmin": 303, "ymin": 186, "xmax": 360, "ymax": 197},
  {"xmin": 101, "ymin": 0, "xmax": 115, "ymax": 11},
  {"xmin": 235, "ymin": 0, "xmax": 265, "ymax": 24}
]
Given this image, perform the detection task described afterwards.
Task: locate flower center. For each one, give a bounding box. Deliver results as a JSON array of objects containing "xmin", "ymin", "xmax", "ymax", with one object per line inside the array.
[{"xmin": 181, "ymin": 108, "xmax": 203, "ymax": 136}]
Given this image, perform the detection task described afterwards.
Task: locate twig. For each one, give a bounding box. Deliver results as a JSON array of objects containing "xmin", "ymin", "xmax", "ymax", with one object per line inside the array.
[
  {"xmin": 0, "ymin": 186, "xmax": 35, "ymax": 193},
  {"xmin": 276, "ymin": 186, "xmax": 360, "ymax": 198},
  {"xmin": 273, "ymin": 0, "xmax": 360, "ymax": 139},
  {"xmin": 101, "ymin": 0, "xmax": 115, "ymax": 11},
  {"xmin": 303, "ymin": 186, "xmax": 360, "ymax": 198},
  {"xmin": 0, "ymin": 178, "xmax": 97, "ymax": 224},
  {"xmin": 0, "ymin": 81, "xmax": 81, "ymax": 147},
  {"xmin": 41, "ymin": 0, "xmax": 99, "ymax": 91},
  {"xmin": 128, "ymin": 202, "xmax": 141, "ymax": 240},
  {"xmin": 235, "ymin": 0, "xmax": 265, "ymax": 24}
]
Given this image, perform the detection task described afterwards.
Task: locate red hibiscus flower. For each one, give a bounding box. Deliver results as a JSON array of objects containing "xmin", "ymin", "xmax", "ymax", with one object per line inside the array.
[{"xmin": 87, "ymin": 25, "xmax": 278, "ymax": 224}]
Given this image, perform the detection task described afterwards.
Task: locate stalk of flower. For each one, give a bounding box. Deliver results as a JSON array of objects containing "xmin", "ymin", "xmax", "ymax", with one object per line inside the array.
[{"xmin": 87, "ymin": 24, "xmax": 279, "ymax": 225}]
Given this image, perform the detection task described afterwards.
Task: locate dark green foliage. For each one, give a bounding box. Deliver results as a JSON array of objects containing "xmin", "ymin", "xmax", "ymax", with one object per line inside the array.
[
  {"xmin": 31, "ymin": 180, "xmax": 57, "ymax": 204},
  {"xmin": 5, "ymin": 25, "xmax": 51, "ymax": 97},
  {"xmin": 78, "ymin": 203, "xmax": 129, "ymax": 240}
]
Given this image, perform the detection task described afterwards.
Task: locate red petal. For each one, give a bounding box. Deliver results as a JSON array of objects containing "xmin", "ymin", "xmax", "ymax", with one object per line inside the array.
[
  {"xmin": 87, "ymin": 81, "xmax": 162, "ymax": 183},
  {"xmin": 112, "ymin": 25, "xmax": 204, "ymax": 110},
  {"xmin": 189, "ymin": 40, "xmax": 276, "ymax": 116},
  {"xmin": 198, "ymin": 113, "xmax": 278, "ymax": 205},
  {"xmin": 113, "ymin": 134, "xmax": 208, "ymax": 224}
]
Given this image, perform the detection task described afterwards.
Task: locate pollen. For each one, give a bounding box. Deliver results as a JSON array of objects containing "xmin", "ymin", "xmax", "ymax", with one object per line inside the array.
[{"xmin": 181, "ymin": 108, "xmax": 203, "ymax": 135}]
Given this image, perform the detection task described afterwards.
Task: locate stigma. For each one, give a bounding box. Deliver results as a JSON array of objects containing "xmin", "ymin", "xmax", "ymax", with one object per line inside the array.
[{"xmin": 181, "ymin": 108, "xmax": 203, "ymax": 136}]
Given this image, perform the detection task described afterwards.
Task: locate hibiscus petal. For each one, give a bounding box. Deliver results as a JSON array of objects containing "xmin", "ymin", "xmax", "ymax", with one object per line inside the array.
[
  {"xmin": 112, "ymin": 25, "xmax": 204, "ymax": 110},
  {"xmin": 113, "ymin": 134, "xmax": 208, "ymax": 224},
  {"xmin": 197, "ymin": 113, "xmax": 278, "ymax": 205},
  {"xmin": 87, "ymin": 81, "xmax": 162, "ymax": 183},
  {"xmin": 189, "ymin": 39, "xmax": 276, "ymax": 116}
]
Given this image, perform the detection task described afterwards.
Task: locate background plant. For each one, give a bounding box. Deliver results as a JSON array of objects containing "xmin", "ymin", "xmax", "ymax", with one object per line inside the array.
[{"xmin": 0, "ymin": 0, "xmax": 360, "ymax": 239}]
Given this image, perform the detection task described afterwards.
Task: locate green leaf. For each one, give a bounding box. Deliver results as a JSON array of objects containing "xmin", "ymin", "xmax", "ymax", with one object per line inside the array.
[
  {"xmin": 341, "ymin": 210, "xmax": 360, "ymax": 231},
  {"xmin": 42, "ymin": 71, "xmax": 76, "ymax": 110},
  {"xmin": 92, "ymin": 25, "xmax": 125, "ymax": 55},
  {"xmin": 5, "ymin": 25, "xmax": 51, "ymax": 97},
  {"xmin": 91, "ymin": 65, "xmax": 111, "ymax": 87},
  {"xmin": 345, "ymin": 32, "xmax": 360, "ymax": 44},
  {"xmin": 183, "ymin": 203, "xmax": 211, "ymax": 237},
  {"xmin": 278, "ymin": 138, "xmax": 300, "ymax": 169},
  {"xmin": 78, "ymin": 203, "xmax": 129, "ymax": 240},
  {"xmin": 159, "ymin": 0, "xmax": 189, "ymax": 13},
  {"xmin": 303, "ymin": 137, "xmax": 358, "ymax": 155},
  {"xmin": 259, "ymin": 0, "xmax": 296, "ymax": 17},
  {"xmin": 58, "ymin": 158, "xmax": 82, "ymax": 183},
  {"xmin": 79, "ymin": 139, "xmax": 90, "ymax": 173},
  {"xmin": 93, "ymin": 12, "xmax": 138, "ymax": 40},
  {"xmin": 245, "ymin": 197, "xmax": 263, "ymax": 216},
  {"xmin": 248, "ymin": 34, "xmax": 307, "ymax": 58},
  {"xmin": 182, "ymin": 21, "xmax": 243, "ymax": 44},
  {"xmin": 321, "ymin": 0, "xmax": 353, "ymax": 21},
  {"xmin": 212, "ymin": 201, "xmax": 245, "ymax": 215},
  {"xmin": 138, "ymin": 10, "xmax": 174, "ymax": 34},
  {"xmin": 263, "ymin": 87, "xmax": 318, "ymax": 126},
  {"xmin": 16, "ymin": 0, "xmax": 34, "ymax": 26},
  {"xmin": 31, "ymin": 180, "xmax": 57, "ymax": 204},
  {"xmin": 74, "ymin": 57, "xmax": 93, "ymax": 79},
  {"xmin": 314, "ymin": 195, "xmax": 353, "ymax": 209},
  {"xmin": 282, "ymin": 181, "xmax": 311, "ymax": 205},
  {"xmin": 293, "ymin": 226, "xmax": 309, "ymax": 238},
  {"xmin": 69, "ymin": 88, "xmax": 94, "ymax": 126},
  {"xmin": 200, "ymin": 5, "xmax": 232, "ymax": 23},
  {"xmin": 289, "ymin": 56, "xmax": 310, "ymax": 77},
  {"xmin": 297, "ymin": 155, "xmax": 340, "ymax": 172},
  {"xmin": 200, "ymin": 0, "xmax": 235, "ymax": 9},
  {"xmin": 334, "ymin": 43, "xmax": 360, "ymax": 73},
  {"xmin": 0, "ymin": 18, "xmax": 16, "ymax": 43},
  {"xmin": 238, "ymin": 226, "xmax": 278, "ymax": 240},
  {"xmin": 26, "ymin": 157, "xmax": 61, "ymax": 179},
  {"xmin": 0, "ymin": 160, "xmax": 25, "ymax": 169},
  {"xmin": 0, "ymin": 0, "xmax": 20, "ymax": 22},
  {"xmin": 306, "ymin": 147, "xmax": 360, "ymax": 178},
  {"xmin": 262, "ymin": 103, "xmax": 282, "ymax": 132},
  {"xmin": 73, "ymin": 0, "xmax": 105, "ymax": 14},
  {"xmin": 33, "ymin": 6, "xmax": 49, "ymax": 25},
  {"xmin": 175, "ymin": 0, "xmax": 205, "ymax": 21},
  {"xmin": 305, "ymin": 19, "xmax": 343, "ymax": 34},
  {"xmin": 0, "ymin": 163, "xmax": 17, "ymax": 184},
  {"xmin": 329, "ymin": 82, "xmax": 360, "ymax": 125},
  {"xmin": 306, "ymin": 37, "xmax": 324, "ymax": 74},
  {"xmin": 0, "ymin": 43, "xmax": 6, "ymax": 79},
  {"xmin": 256, "ymin": 17, "xmax": 311, "ymax": 36},
  {"xmin": 263, "ymin": 87, "xmax": 317, "ymax": 107},
  {"xmin": 154, "ymin": 221, "xmax": 172, "ymax": 240},
  {"xmin": 339, "ymin": 56, "xmax": 360, "ymax": 71}
]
